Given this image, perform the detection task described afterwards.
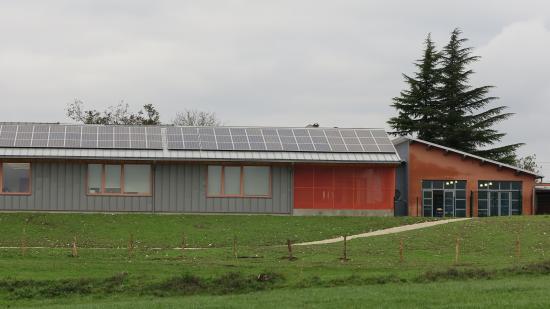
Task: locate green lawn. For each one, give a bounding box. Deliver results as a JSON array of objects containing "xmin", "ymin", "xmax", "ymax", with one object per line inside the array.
[
  {"xmin": 1, "ymin": 213, "xmax": 550, "ymax": 307},
  {"xmin": 0, "ymin": 212, "xmax": 431, "ymax": 248},
  {"xmin": 32, "ymin": 276, "xmax": 550, "ymax": 309}
]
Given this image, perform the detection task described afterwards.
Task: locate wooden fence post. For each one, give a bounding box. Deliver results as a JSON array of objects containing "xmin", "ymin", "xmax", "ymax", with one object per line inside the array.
[
  {"xmin": 72, "ymin": 236, "xmax": 78, "ymax": 258},
  {"xmin": 341, "ymin": 235, "xmax": 349, "ymax": 262},
  {"xmin": 399, "ymin": 238, "xmax": 404, "ymax": 263},
  {"xmin": 233, "ymin": 236, "xmax": 237, "ymax": 259},
  {"xmin": 21, "ymin": 227, "xmax": 28, "ymax": 257},
  {"xmin": 181, "ymin": 233, "xmax": 186, "ymax": 257},
  {"xmin": 128, "ymin": 233, "xmax": 134, "ymax": 258},
  {"xmin": 455, "ymin": 237, "xmax": 460, "ymax": 264},
  {"xmin": 515, "ymin": 234, "xmax": 521, "ymax": 262},
  {"xmin": 287, "ymin": 239, "xmax": 293, "ymax": 260}
]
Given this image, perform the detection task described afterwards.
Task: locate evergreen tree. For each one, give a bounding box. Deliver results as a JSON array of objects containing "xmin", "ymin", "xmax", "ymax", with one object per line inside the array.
[
  {"xmin": 388, "ymin": 34, "xmax": 442, "ymax": 142},
  {"xmin": 437, "ymin": 28, "xmax": 522, "ymax": 164},
  {"xmin": 389, "ymin": 29, "xmax": 522, "ymax": 165}
]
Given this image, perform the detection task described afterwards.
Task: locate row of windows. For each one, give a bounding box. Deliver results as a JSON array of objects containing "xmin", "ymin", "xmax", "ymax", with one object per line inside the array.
[
  {"xmin": 87, "ymin": 164, "xmax": 152, "ymax": 195},
  {"xmin": 422, "ymin": 180, "xmax": 522, "ymax": 217},
  {"xmin": 0, "ymin": 162, "xmax": 272, "ymax": 198},
  {"xmin": 207, "ymin": 166, "xmax": 271, "ymax": 197}
]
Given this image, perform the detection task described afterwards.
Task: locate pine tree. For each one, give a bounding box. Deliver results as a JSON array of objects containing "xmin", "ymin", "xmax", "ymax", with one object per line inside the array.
[
  {"xmin": 388, "ymin": 34, "xmax": 442, "ymax": 141},
  {"xmin": 437, "ymin": 28, "xmax": 522, "ymax": 164}
]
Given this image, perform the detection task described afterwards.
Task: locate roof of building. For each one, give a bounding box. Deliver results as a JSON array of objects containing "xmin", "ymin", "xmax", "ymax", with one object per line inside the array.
[
  {"xmin": 393, "ymin": 136, "xmax": 541, "ymax": 178},
  {"xmin": 0, "ymin": 123, "xmax": 400, "ymax": 163}
]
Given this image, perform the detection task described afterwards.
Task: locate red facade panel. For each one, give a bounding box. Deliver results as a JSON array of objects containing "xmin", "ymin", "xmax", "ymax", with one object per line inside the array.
[{"xmin": 294, "ymin": 165, "xmax": 395, "ymax": 210}]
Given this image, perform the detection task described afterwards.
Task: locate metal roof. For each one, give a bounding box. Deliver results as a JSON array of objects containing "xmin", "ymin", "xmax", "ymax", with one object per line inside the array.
[
  {"xmin": 393, "ymin": 136, "xmax": 541, "ymax": 178},
  {"xmin": 0, "ymin": 147, "xmax": 401, "ymax": 163}
]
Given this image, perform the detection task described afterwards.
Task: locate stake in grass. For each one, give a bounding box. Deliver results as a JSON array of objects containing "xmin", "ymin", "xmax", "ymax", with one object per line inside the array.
[
  {"xmin": 21, "ymin": 227, "xmax": 28, "ymax": 257},
  {"xmin": 340, "ymin": 235, "xmax": 350, "ymax": 262},
  {"xmin": 71, "ymin": 236, "xmax": 78, "ymax": 258},
  {"xmin": 233, "ymin": 236, "xmax": 237, "ymax": 259},
  {"xmin": 399, "ymin": 238, "xmax": 404, "ymax": 263},
  {"xmin": 128, "ymin": 233, "xmax": 135, "ymax": 258}
]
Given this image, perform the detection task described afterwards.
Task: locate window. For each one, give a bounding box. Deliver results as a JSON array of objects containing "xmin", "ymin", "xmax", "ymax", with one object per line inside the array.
[
  {"xmin": 422, "ymin": 180, "xmax": 467, "ymax": 217},
  {"xmin": 243, "ymin": 166, "xmax": 270, "ymax": 196},
  {"xmin": 124, "ymin": 165, "xmax": 151, "ymax": 194},
  {"xmin": 478, "ymin": 181, "xmax": 521, "ymax": 216},
  {"xmin": 207, "ymin": 165, "xmax": 271, "ymax": 197},
  {"xmin": 87, "ymin": 163, "xmax": 151, "ymax": 195},
  {"xmin": 1, "ymin": 163, "xmax": 31, "ymax": 194}
]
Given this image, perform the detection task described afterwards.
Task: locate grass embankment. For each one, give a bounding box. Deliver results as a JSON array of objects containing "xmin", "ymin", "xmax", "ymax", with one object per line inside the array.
[
  {"xmin": 31, "ymin": 275, "xmax": 550, "ymax": 309},
  {"xmin": 0, "ymin": 213, "xmax": 430, "ymax": 248},
  {"xmin": 1, "ymin": 213, "xmax": 550, "ymax": 307}
]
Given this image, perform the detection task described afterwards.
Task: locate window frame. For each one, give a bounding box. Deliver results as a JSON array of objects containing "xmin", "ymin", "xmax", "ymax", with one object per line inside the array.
[
  {"xmin": 421, "ymin": 180, "xmax": 467, "ymax": 218},
  {"xmin": 0, "ymin": 162, "xmax": 32, "ymax": 196},
  {"xmin": 206, "ymin": 165, "xmax": 272, "ymax": 198},
  {"xmin": 477, "ymin": 180, "xmax": 522, "ymax": 216},
  {"xmin": 86, "ymin": 163, "xmax": 152, "ymax": 196}
]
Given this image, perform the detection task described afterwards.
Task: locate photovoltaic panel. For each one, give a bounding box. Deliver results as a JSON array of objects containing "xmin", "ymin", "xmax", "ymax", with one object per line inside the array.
[
  {"xmin": 0, "ymin": 124, "xmax": 396, "ymax": 154},
  {"xmin": 145, "ymin": 127, "xmax": 163, "ymax": 149}
]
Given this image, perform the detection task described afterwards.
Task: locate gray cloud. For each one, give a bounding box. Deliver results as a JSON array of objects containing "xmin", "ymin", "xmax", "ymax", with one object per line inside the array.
[{"xmin": 0, "ymin": 0, "xmax": 549, "ymax": 177}]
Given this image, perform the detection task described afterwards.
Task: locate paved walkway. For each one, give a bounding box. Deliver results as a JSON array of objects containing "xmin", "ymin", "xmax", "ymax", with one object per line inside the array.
[{"xmin": 294, "ymin": 218, "xmax": 471, "ymax": 246}]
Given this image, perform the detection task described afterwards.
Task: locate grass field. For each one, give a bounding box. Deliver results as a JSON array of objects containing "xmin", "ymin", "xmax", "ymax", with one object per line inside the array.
[{"xmin": 1, "ymin": 213, "xmax": 550, "ymax": 308}]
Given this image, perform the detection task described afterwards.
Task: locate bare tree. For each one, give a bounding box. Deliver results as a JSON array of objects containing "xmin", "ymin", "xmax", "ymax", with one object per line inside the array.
[
  {"xmin": 515, "ymin": 154, "xmax": 541, "ymax": 174},
  {"xmin": 66, "ymin": 99, "xmax": 161, "ymax": 125},
  {"xmin": 172, "ymin": 109, "xmax": 222, "ymax": 126}
]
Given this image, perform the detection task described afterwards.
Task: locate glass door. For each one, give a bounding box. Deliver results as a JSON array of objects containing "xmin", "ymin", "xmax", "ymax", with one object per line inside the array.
[
  {"xmin": 499, "ymin": 192, "xmax": 511, "ymax": 216},
  {"xmin": 489, "ymin": 192, "xmax": 499, "ymax": 216},
  {"xmin": 444, "ymin": 190, "xmax": 455, "ymax": 217}
]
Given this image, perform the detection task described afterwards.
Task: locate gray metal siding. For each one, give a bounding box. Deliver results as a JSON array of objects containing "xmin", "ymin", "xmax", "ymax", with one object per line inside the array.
[
  {"xmin": 153, "ymin": 164, "xmax": 293, "ymax": 214},
  {"xmin": 0, "ymin": 162, "xmax": 292, "ymax": 213},
  {"xmin": 0, "ymin": 162, "xmax": 153, "ymax": 212}
]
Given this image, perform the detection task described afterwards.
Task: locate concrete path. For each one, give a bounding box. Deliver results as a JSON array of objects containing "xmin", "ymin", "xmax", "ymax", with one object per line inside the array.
[{"xmin": 294, "ymin": 218, "xmax": 471, "ymax": 246}]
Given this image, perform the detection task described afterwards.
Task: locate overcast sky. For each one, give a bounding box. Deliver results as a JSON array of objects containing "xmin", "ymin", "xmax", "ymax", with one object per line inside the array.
[{"xmin": 0, "ymin": 1, "xmax": 549, "ymax": 177}]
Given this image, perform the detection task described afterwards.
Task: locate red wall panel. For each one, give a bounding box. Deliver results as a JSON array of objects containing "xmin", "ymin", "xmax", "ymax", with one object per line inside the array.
[{"xmin": 294, "ymin": 164, "xmax": 396, "ymax": 210}]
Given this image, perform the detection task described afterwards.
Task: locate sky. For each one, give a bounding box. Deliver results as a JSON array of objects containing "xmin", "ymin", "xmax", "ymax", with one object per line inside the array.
[{"xmin": 0, "ymin": 1, "xmax": 549, "ymax": 178}]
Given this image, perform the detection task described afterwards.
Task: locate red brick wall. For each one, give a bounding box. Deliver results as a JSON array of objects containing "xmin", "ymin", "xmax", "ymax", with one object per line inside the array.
[{"xmin": 407, "ymin": 142, "xmax": 536, "ymax": 216}]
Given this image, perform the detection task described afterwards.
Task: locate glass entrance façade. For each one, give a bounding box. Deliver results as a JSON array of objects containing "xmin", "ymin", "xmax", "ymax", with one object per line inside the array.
[
  {"xmin": 422, "ymin": 180, "xmax": 467, "ymax": 217},
  {"xmin": 477, "ymin": 181, "xmax": 522, "ymax": 216}
]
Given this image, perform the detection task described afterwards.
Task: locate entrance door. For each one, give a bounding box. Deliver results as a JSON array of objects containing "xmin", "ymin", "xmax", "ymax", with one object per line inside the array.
[
  {"xmin": 499, "ymin": 192, "xmax": 511, "ymax": 216},
  {"xmin": 433, "ymin": 190, "xmax": 444, "ymax": 217},
  {"xmin": 489, "ymin": 192, "xmax": 499, "ymax": 216},
  {"xmin": 444, "ymin": 190, "xmax": 455, "ymax": 217}
]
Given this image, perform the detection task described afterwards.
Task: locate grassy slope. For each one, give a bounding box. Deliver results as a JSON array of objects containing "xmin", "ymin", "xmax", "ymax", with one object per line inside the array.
[
  {"xmin": 2, "ymin": 214, "xmax": 550, "ymax": 307},
  {"xmin": 0, "ymin": 213, "xmax": 430, "ymax": 248},
  {"xmin": 34, "ymin": 276, "xmax": 550, "ymax": 309}
]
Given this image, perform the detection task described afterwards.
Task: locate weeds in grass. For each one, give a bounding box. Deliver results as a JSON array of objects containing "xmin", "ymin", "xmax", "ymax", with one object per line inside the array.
[{"xmin": 3, "ymin": 260, "xmax": 550, "ymax": 301}]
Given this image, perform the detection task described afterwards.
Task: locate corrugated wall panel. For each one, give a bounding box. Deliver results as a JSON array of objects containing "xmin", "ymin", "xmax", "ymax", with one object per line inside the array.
[
  {"xmin": 0, "ymin": 162, "xmax": 292, "ymax": 214},
  {"xmin": 154, "ymin": 164, "xmax": 292, "ymax": 214},
  {"xmin": 0, "ymin": 162, "xmax": 153, "ymax": 212}
]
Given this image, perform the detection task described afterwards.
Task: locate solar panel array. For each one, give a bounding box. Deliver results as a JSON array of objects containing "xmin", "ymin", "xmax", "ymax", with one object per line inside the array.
[
  {"xmin": 0, "ymin": 124, "xmax": 163, "ymax": 149},
  {"xmin": 0, "ymin": 124, "xmax": 396, "ymax": 153},
  {"xmin": 166, "ymin": 127, "xmax": 395, "ymax": 153}
]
